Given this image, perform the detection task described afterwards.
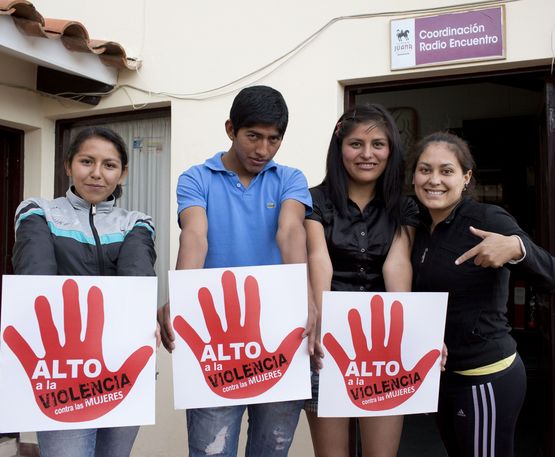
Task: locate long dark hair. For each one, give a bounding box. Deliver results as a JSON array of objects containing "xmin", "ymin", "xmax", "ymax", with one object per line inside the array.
[
  {"xmin": 322, "ymin": 103, "xmax": 405, "ymax": 231},
  {"xmin": 66, "ymin": 126, "xmax": 129, "ymax": 199}
]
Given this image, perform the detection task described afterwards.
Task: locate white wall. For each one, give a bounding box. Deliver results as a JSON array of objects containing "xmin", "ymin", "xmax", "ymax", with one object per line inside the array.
[
  {"xmin": 0, "ymin": 51, "xmax": 56, "ymax": 199},
  {"xmin": 4, "ymin": 0, "xmax": 555, "ymax": 455},
  {"xmin": 34, "ymin": 0, "xmax": 555, "ymax": 187}
]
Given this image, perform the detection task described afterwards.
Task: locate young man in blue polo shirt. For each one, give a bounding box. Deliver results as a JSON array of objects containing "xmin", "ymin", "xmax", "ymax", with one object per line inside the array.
[{"xmin": 158, "ymin": 85, "xmax": 315, "ymax": 456}]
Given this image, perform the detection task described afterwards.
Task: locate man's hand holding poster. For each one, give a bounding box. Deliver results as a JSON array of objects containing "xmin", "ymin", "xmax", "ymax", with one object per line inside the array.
[
  {"xmin": 169, "ymin": 264, "xmax": 311, "ymax": 409},
  {"xmin": 318, "ymin": 292, "xmax": 447, "ymax": 417},
  {"xmin": 0, "ymin": 276, "xmax": 157, "ymax": 432}
]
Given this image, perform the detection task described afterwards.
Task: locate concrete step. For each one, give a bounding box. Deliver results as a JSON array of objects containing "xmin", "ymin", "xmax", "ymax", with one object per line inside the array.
[{"xmin": 0, "ymin": 437, "xmax": 17, "ymax": 457}]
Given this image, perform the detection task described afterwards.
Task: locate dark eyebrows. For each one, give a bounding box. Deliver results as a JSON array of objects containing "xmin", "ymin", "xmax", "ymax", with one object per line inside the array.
[
  {"xmin": 417, "ymin": 161, "xmax": 456, "ymax": 168},
  {"xmin": 76, "ymin": 153, "xmax": 121, "ymax": 165},
  {"xmin": 345, "ymin": 134, "xmax": 387, "ymax": 143},
  {"xmin": 246, "ymin": 129, "xmax": 282, "ymax": 140}
]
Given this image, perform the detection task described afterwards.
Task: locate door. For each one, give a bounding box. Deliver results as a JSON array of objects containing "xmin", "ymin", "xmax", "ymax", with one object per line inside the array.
[
  {"xmin": 538, "ymin": 79, "xmax": 555, "ymax": 457},
  {"xmin": 0, "ymin": 126, "xmax": 24, "ymax": 310},
  {"xmin": 346, "ymin": 68, "xmax": 555, "ymax": 456}
]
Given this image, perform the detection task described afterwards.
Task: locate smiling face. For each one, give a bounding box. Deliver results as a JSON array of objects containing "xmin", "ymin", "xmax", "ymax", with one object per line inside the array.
[
  {"xmin": 341, "ymin": 122, "xmax": 390, "ymax": 192},
  {"xmin": 223, "ymin": 121, "xmax": 282, "ymax": 182},
  {"xmin": 413, "ymin": 141, "xmax": 472, "ymax": 226},
  {"xmin": 65, "ymin": 137, "xmax": 127, "ymax": 205}
]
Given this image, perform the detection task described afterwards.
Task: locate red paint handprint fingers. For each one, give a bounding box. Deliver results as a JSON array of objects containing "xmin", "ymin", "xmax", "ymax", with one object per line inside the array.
[
  {"xmin": 173, "ymin": 270, "xmax": 304, "ymax": 399},
  {"xmin": 348, "ymin": 309, "xmax": 371, "ymax": 357},
  {"xmin": 198, "ymin": 288, "xmax": 225, "ymax": 337},
  {"xmin": 3, "ymin": 326, "xmax": 38, "ymax": 379},
  {"xmin": 173, "ymin": 271, "xmax": 236, "ymax": 359},
  {"xmin": 369, "ymin": 295, "xmax": 386, "ymax": 348},
  {"xmin": 84, "ymin": 285, "xmax": 104, "ymax": 352},
  {"xmin": 35, "ymin": 295, "xmax": 61, "ymax": 352},
  {"xmin": 62, "ymin": 280, "xmax": 83, "ymax": 345},
  {"xmin": 275, "ymin": 327, "xmax": 307, "ymax": 360},
  {"xmin": 242, "ymin": 275, "xmax": 261, "ymax": 341},
  {"xmin": 387, "ymin": 300, "xmax": 404, "ymax": 358},
  {"xmin": 411, "ymin": 349, "xmax": 440, "ymax": 382},
  {"xmin": 322, "ymin": 333, "xmax": 350, "ymax": 372},
  {"xmin": 173, "ymin": 315, "xmax": 206, "ymax": 361},
  {"xmin": 221, "ymin": 270, "xmax": 242, "ymax": 330},
  {"xmin": 118, "ymin": 345, "xmax": 154, "ymax": 385}
]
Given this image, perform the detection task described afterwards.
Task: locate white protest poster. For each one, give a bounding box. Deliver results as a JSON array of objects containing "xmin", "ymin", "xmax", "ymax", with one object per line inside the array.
[
  {"xmin": 318, "ymin": 292, "xmax": 447, "ymax": 417},
  {"xmin": 169, "ymin": 264, "xmax": 311, "ymax": 409},
  {"xmin": 0, "ymin": 275, "xmax": 157, "ymax": 432}
]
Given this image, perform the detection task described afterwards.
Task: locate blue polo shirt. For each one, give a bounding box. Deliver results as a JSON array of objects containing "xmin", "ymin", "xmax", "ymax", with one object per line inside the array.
[{"xmin": 177, "ymin": 152, "xmax": 312, "ymax": 268}]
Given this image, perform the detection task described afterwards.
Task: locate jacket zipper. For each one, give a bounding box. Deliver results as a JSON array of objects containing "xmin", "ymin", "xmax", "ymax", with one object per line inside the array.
[{"xmin": 89, "ymin": 204, "xmax": 105, "ymax": 276}]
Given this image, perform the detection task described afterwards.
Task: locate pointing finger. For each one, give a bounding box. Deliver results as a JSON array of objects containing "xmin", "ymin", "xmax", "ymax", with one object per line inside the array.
[{"xmin": 455, "ymin": 245, "xmax": 479, "ymax": 265}]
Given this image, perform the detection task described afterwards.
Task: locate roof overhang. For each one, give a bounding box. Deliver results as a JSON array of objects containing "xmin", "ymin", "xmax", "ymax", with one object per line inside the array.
[{"xmin": 0, "ymin": 14, "xmax": 117, "ymax": 85}]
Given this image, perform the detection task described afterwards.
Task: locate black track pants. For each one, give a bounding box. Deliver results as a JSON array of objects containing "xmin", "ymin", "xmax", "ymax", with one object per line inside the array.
[{"xmin": 437, "ymin": 355, "xmax": 526, "ymax": 457}]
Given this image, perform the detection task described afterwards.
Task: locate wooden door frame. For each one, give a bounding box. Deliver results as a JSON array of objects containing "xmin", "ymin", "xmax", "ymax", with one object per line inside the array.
[
  {"xmin": 0, "ymin": 125, "xmax": 24, "ymax": 302},
  {"xmin": 0, "ymin": 125, "xmax": 23, "ymax": 444},
  {"xmin": 345, "ymin": 66, "xmax": 555, "ymax": 457},
  {"xmin": 538, "ymin": 78, "xmax": 555, "ymax": 457}
]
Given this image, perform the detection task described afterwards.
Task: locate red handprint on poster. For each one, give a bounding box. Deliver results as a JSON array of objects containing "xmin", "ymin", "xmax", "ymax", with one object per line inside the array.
[
  {"xmin": 323, "ymin": 294, "xmax": 439, "ymax": 411},
  {"xmin": 2, "ymin": 279, "xmax": 153, "ymax": 422},
  {"xmin": 173, "ymin": 270, "xmax": 304, "ymax": 399}
]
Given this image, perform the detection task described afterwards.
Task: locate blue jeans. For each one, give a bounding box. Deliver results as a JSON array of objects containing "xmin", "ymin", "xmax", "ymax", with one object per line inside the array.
[
  {"xmin": 37, "ymin": 426, "xmax": 139, "ymax": 457},
  {"xmin": 187, "ymin": 400, "xmax": 304, "ymax": 457}
]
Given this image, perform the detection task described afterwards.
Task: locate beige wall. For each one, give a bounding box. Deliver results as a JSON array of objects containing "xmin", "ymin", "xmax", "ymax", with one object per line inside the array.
[
  {"xmin": 3, "ymin": 0, "xmax": 555, "ymax": 455},
  {"xmin": 0, "ymin": 52, "xmax": 56, "ymax": 199}
]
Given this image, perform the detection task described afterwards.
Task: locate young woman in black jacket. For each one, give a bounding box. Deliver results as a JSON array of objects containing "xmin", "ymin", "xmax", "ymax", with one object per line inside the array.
[{"xmin": 411, "ymin": 131, "xmax": 555, "ymax": 457}]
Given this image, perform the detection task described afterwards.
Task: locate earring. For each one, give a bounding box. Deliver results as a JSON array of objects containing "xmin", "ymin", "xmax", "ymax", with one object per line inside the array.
[{"xmin": 463, "ymin": 183, "xmax": 468, "ymax": 191}]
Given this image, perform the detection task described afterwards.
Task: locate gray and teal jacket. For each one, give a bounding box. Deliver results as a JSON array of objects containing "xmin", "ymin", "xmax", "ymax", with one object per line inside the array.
[{"xmin": 13, "ymin": 187, "xmax": 156, "ymax": 276}]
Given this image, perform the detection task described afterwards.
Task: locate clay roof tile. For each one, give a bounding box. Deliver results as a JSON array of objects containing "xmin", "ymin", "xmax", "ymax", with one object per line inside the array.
[{"xmin": 0, "ymin": 0, "xmax": 139, "ymax": 70}]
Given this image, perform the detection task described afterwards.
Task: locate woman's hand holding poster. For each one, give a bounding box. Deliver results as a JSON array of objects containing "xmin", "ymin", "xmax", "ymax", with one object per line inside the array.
[
  {"xmin": 0, "ymin": 276, "xmax": 157, "ymax": 432},
  {"xmin": 169, "ymin": 264, "xmax": 311, "ymax": 409},
  {"xmin": 319, "ymin": 292, "xmax": 448, "ymax": 417}
]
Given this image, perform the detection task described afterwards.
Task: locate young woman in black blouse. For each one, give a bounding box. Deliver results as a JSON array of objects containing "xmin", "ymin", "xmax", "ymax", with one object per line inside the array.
[
  {"xmin": 411, "ymin": 131, "xmax": 555, "ymax": 457},
  {"xmin": 305, "ymin": 104, "xmax": 418, "ymax": 457}
]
